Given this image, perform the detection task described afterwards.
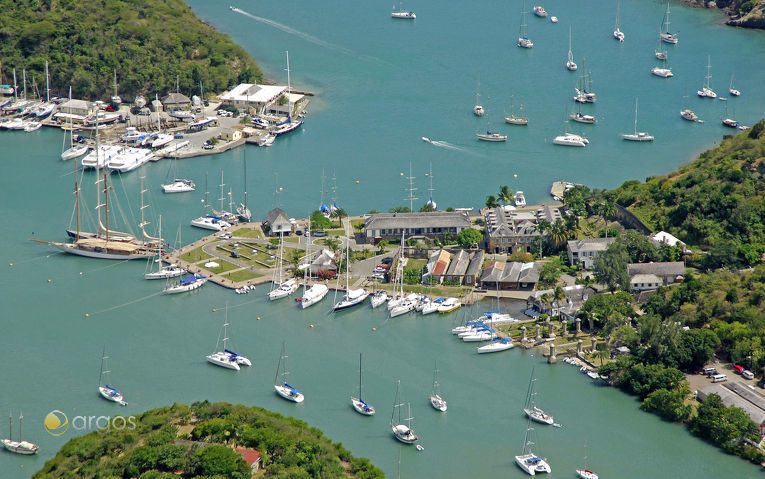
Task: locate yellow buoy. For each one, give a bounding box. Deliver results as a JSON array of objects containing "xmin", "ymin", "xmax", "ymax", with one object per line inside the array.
[
  {"xmin": 85, "ymin": 313, "xmax": 90, "ymax": 317},
  {"xmin": 9, "ymin": 263, "xmax": 13, "ymax": 266},
  {"xmin": 372, "ymin": 327, "xmax": 376, "ymax": 331},
  {"xmin": 355, "ymin": 180, "xmax": 360, "ymax": 184},
  {"xmin": 310, "ymin": 324, "xmax": 314, "ymax": 328},
  {"xmin": 257, "ymin": 317, "xmax": 261, "ymax": 320},
  {"xmin": 47, "ymin": 279, "xmax": 52, "ymax": 283}
]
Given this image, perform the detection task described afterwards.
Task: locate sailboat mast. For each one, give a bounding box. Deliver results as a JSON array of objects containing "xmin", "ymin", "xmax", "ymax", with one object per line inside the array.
[
  {"xmin": 8, "ymin": 411, "xmax": 11, "ymax": 441},
  {"xmin": 359, "ymin": 353, "xmax": 363, "ymax": 397},
  {"xmin": 98, "ymin": 346, "xmax": 106, "ymax": 387},
  {"xmin": 114, "ymin": 69, "xmax": 118, "ymax": 98},
  {"xmin": 18, "ymin": 412, "xmax": 23, "ymax": 442},
  {"xmin": 45, "ymin": 61, "xmax": 50, "ymax": 103},
  {"xmin": 634, "ymin": 98, "xmax": 639, "ymax": 135},
  {"xmin": 223, "ymin": 306, "xmax": 229, "ymax": 351},
  {"xmin": 219, "ymin": 171, "xmax": 225, "ymax": 213},
  {"xmin": 22, "ymin": 69, "xmax": 26, "ymax": 100},
  {"xmin": 13, "ymin": 69, "xmax": 17, "ymax": 100},
  {"xmin": 243, "ymin": 147, "xmax": 248, "ymax": 211},
  {"xmin": 286, "ymin": 51, "xmax": 291, "ymax": 119}
]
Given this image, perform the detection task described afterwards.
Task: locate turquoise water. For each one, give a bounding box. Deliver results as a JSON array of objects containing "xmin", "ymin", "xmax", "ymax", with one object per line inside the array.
[{"xmin": 1, "ymin": 0, "xmax": 764, "ymax": 477}]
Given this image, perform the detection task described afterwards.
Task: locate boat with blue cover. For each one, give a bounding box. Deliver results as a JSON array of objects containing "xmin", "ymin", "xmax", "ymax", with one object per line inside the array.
[
  {"xmin": 351, "ymin": 353, "xmax": 375, "ymax": 415},
  {"xmin": 274, "ymin": 342, "xmax": 304, "ymax": 403},
  {"xmin": 98, "ymin": 347, "xmax": 127, "ymax": 406},
  {"xmin": 477, "ymin": 337, "xmax": 515, "ymax": 354},
  {"xmin": 164, "ymin": 274, "xmax": 207, "ymax": 294}
]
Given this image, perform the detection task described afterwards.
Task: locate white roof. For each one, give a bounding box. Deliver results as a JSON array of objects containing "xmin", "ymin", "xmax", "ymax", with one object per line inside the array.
[
  {"xmin": 652, "ymin": 231, "xmax": 685, "ymax": 247},
  {"xmin": 220, "ymin": 83, "xmax": 287, "ymax": 103}
]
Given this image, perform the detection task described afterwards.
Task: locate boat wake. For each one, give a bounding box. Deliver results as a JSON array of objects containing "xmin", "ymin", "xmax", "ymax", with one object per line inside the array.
[
  {"xmin": 231, "ymin": 7, "xmax": 354, "ymax": 56},
  {"xmin": 422, "ymin": 137, "xmax": 478, "ymax": 155}
]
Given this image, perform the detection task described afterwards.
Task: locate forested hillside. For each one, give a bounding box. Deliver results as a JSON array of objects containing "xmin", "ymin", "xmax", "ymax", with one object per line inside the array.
[{"xmin": 0, "ymin": 0, "xmax": 263, "ymax": 100}]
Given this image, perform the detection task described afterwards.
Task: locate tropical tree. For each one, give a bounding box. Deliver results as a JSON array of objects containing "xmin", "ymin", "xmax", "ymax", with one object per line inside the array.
[
  {"xmin": 485, "ymin": 195, "xmax": 499, "ymax": 208},
  {"xmin": 322, "ymin": 238, "xmax": 341, "ymax": 255},
  {"xmin": 389, "ymin": 206, "xmax": 412, "ymax": 213},
  {"xmin": 376, "ymin": 239, "xmax": 389, "ymax": 253},
  {"xmin": 594, "ymin": 342, "xmax": 610, "ymax": 365},
  {"xmin": 593, "ymin": 242, "xmax": 630, "ymax": 292},
  {"xmin": 419, "ymin": 202, "xmax": 436, "ymax": 212},
  {"xmin": 457, "ymin": 228, "xmax": 483, "ymax": 248},
  {"xmin": 238, "ymin": 116, "xmax": 251, "ymax": 125},
  {"xmin": 331, "ymin": 207, "xmax": 347, "ymax": 220},
  {"xmin": 549, "ymin": 220, "xmax": 570, "ymax": 249},
  {"xmin": 498, "ymin": 185, "xmax": 514, "ymax": 205}
]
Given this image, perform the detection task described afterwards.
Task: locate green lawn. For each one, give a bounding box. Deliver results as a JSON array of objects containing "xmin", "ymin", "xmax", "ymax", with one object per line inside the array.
[
  {"xmin": 204, "ymin": 259, "xmax": 240, "ymax": 274},
  {"xmin": 223, "ymin": 269, "xmax": 262, "ymax": 282},
  {"xmin": 232, "ymin": 227, "xmax": 263, "ymax": 239},
  {"xmin": 283, "ymin": 236, "xmax": 301, "ymax": 243},
  {"xmin": 404, "ymin": 258, "xmax": 427, "ymax": 272},
  {"xmin": 326, "ymin": 228, "xmax": 345, "ymax": 236},
  {"xmin": 181, "ymin": 247, "xmax": 213, "ymax": 263},
  {"xmin": 351, "ymin": 219, "xmax": 364, "ymax": 230}
]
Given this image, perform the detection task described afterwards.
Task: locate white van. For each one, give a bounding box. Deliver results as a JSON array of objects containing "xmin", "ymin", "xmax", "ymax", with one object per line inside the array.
[
  {"xmin": 743, "ymin": 370, "xmax": 755, "ymax": 380},
  {"xmin": 712, "ymin": 374, "xmax": 728, "ymax": 383}
]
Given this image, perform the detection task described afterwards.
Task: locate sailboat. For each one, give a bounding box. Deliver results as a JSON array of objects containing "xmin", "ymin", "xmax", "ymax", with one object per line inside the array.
[
  {"xmin": 613, "ymin": 0, "xmax": 625, "ymax": 42},
  {"xmin": 268, "ymin": 232, "xmax": 298, "ymax": 300},
  {"xmin": 299, "ymin": 224, "xmax": 329, "ymax": 308},
  {"xmin": 333, "ymin": 238, "xmax": 369, "ymax": 310},
  {"xmin": 650, "ymin": 56, "xmax": 673, "ymax": 78},
  {"xmin": 570, "ymin": 101, "xmax": 596, "ymax": 124},
  {"xmin": 473, "ymin": 77, "xmax": 484, "ymax": 116},
  {"xmin": 428, "ymin": 362, "xmax": 447, "ymax": 412},
  {"xmin": 191, "ymin": 174, "xmax": 230, "ymax": 231},
  {"xmin": 391, "ymin": 1, "xmax": 416, "ymax": 19},
  {"xmin": 729, "ymin": 74, "xmax": 741, "ymax": 96},
  {"xmin": 654, "ymin": 39, "xmax": 668, "ymax": 60},
  {"xmin": 163, "ymin": 273, "xmax": 207, "ymax": 294},
  {"xmin": 161, "ymin": 154, "xmax": 196, "ymax": 193},
  {"xmin": 621, "ymin": 97, "xmax": 654, "ymax": 141},
  {"xmin": 659, "ymin": 1, "xmax": 678, "ymax": 44},
  {"xmin": 505, "ymin": 96, "xmax": 529, "ymax": 125},
  {"xmin": 1, "ymin": 412, "xmax": 39, "ymax": 455},
  {"xmin": 566, "ymin": 26, "xmax": 578, "ymax": 71},
  {"xmin": 523, "ymin": 368, "xmax": 554, "ymax": 425},
  {"xmin": 144, "ymin": 215, "xmax": 183, "ymax": 279},
  {"xmin": 271, "ymin": 51, "xmax": 303, "ymax": 136},
  {"xmin": 236, "ymin": 147, "xmax": 252, "ymax": 222},
  {"xmin": 390, "ymin": 380, "xmax": 418, "ymax": 444},
  {"xmin": 515, "ymin": 416, "xmax": 552, "ymax": 475},
  {"xmin": 518, "ymin": 1, "xmax": 534, "ymax": 48},
  {"xmin": 554, "ymin": 107, "xmax": 589, "ymax": 147},
  {"xmin": 476, "ymin": 98, "xmax": 508, "ymax": 142},
  {"xmin": 576, "ymin": 444, "xmax": 599, "ymax": 479},
  {"xmin": 212, "ymin": 171, "xmax": 239, "ymax": 224},
  {"xmin": 61, "ymin": 86, "xmax": 89, "ymax": 160},
  {"xmin": 274, "ymin": 341, "xmax": 304, "ymax": 403},
  {"xmin": 206, "ymin": 305, "xmax": 251, "ymax": 370},
  {"xmin": 721, "ymin": 101, "xmax": 739, "ymax": 128},
  {"xmin": 681, "ymin": 84, "xmax": 699, "ymax": 121},
  {"xmin": 351, "ymin": 353, "xmax": 376, "ymax": 415},
  {"xmin": 110, "ymin": 69, "xmax": 122, "ymax": 107},
  {"xmin": 574, "ymin": 59, "xmax": 596, "ymax": 103},
  {"xmin": 98, "ymin": 346, "xmax": 127, "ymax": 406}
]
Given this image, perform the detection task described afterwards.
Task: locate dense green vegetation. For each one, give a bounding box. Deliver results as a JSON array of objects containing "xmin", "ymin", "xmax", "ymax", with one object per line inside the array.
[
  {"xmin": 33, "ymin": 401, "xmax": 383, "ymax": 479},
  {"xmin": 0, "ymin": 0, "xmax": 263, "ymax": 100}
]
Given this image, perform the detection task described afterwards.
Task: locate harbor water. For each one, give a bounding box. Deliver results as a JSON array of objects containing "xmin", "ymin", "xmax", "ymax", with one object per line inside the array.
[{"xmin": 1, "ymin": 0, "xmax": 765, "ymax": 477}]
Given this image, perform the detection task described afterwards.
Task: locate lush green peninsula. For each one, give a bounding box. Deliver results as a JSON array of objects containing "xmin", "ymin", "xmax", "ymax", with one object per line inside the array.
[
  {"xmin": 33, "ymin": 401, "xmax": 383, "ymax": 479},
  {"xmin": 0, "ymin": 0, "xmax": 263, "ymax": 100}
]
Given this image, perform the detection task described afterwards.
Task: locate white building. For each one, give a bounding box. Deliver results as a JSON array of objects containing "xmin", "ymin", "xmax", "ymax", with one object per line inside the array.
[{"xmin": 219, "ymin": 83, "xmax": 288, "ymax": 114}]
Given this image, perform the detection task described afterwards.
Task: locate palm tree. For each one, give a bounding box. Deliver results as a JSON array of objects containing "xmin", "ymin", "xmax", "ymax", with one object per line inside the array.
[
  {"xmin": 539, "ymin": 293, "xmax": 553, "ymax": 314},
  {"xmin": 594, "ymin": 342, "xmax": 610, "ymax": 365},
  {"xmin": 323, "ymin": 237, "xmax": 341, "ymax": 255},
  {"xmin": 549, "ymin": 220, "xmax": 569, "ymax": 248},
  {"xmin": 553, "ymin": 286, "xmax": 567, "ymax": 305},
  {"xmin": 485, "ymin": 195, "xmax": 499, "ymax": 208},
  {"xmin": 498, "ymin": 185, "xmax": 514, "ymax": 205}
]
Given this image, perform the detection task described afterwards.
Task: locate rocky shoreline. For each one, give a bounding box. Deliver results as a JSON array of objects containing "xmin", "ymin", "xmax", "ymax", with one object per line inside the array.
[{"xmin": 683, "ymin": 0, "xmax": 765, "ymax": 29}]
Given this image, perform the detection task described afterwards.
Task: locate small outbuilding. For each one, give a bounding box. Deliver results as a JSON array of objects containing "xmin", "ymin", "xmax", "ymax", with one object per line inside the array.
[{"xmin": 161, "ymin": 92, "xmax": 192, "ymax": 111}]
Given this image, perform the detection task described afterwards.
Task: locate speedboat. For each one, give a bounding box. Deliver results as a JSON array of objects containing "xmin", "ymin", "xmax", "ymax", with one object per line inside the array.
[
  {"xmin": 477, "ymin": 337, "xmax": 515, "ymax": 353},
  {"xmin": 533, "ymin": 5, "xmax": 547, "ymax": 17},
  {"xmin": 516, "ymin": 453, "xmax": 552, "ymax": 475},
  {"xmin": 391, "ymin": 423, "xmax": 418, "ymax": 444},
  {"xmin": 576, "ymin": 469, "xmax": 599, "ymax": 479},
  {"xmin": 190, "ymin": 215, "xmax": 230, "ymax": 231},
  {"xmin": 651, "ymin": 67, "xmax": 673, "ymax": 78},
  {"xmin": 163, "ymin": 274, "xmax": 207, "ymax": 294},
  {"xmin": 269, "ymin": 278, "xmax": 298, "ymax": 300},
  {"xmin": 107, "ymin": 147, "xmax": 154, "ymax": 172},
  {"xmin": 570, "ymin": 112, "xmax": 596, "ymax": 124},
  {"xmin": 275, "ymin": 383, "xmax": 305, "ymax": 403},
  {"xmin": 621, "ymin": 131, "xmax": 654, "ymax": 142},
  {"xmin": 333, "ymin": 288, "xmax": 370, "ymax": 311},
  {"xmin": 438, "ymin": 297, "xmax": 461, "ymax": 313},
  {"xmin": 514, "ymin": 191, "xmax": 527, "ymax": 207},
  {"xmin": 553, "ymin": 133, "xmax": 588, "ymax": 147},
  {"xmin": 476, "ymin": 131, "xmax": 508, "ymax": 142},
  {"xmin": 299, "ymin": 283, "xmax": 329, "ymax": 308},
  {"xmin": 162, "ymin": 179, "xmax": 196, "ymax": 193},
  {"xmin": 99, "ymin": 385, "xmax": 127, "ymax": 406},
  {"xmin": 422, "ymin": 297, "xmax": 445, "ymax": 315},
  {"xmin": 370, "ymin": 290, "xmax": 389, "ymax": 308},
  {"xmin": 429, "ymin": 394, "xmax": 447, "ymax": 412}
]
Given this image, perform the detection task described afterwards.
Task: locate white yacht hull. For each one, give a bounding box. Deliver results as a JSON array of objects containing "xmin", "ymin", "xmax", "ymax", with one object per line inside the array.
[
  {"xmin": 300, "ymin": 284, "xmax": 329, "ymax": 308},
  {"xmin": 429, "ymin": 395, "xmax": 447, "ymax": 412},
  {"xmin": 99, "ymin": 386, "xmax": 127, "ymax": 406},
  {"xmin": 351, "ymin": 397, "xmax": 375, "ymax": 415},
  {"xmin": 524, "ymin": 407, "xmax": 555, "ymax": 425},
  {"xmin": 162, "ymin": 180, "xmax": 195, "ymax": 193},
  {"xmin": 206, "ymin": 353, "xmax": 241, "ymax": 371},
  {"xmin": 190, "ymin": 216, "xmax": 230, "ymax": 231},
  {"xmin": 516, "ymin": 453, "xmax": 551, "ymax": 475},
  {"xmin": 477, "ymin": 341, "xmax": 514, "ymax": 353},
  {"xmin": 1, "ymin": 439, "xmax": 39, "ymax": 455},
  {"xmin": 51, "ymin": 242, "xmax": 153, "ymax": 260},
  {"xmin": 391, "ymin": 424, "xmax": 418, "ymax": 444},
  {"xmin": 145, "ymin": 265, "xmax": 184, "ymax": 280},
  {"xmin": 275, "ymin": 384, "xmax": 304, "ymax": 403},
  {"xmin": 61, "ymin": 145, "xmax": 89, "ymax": 161},
  {"xmin": 164, "ymin": 277, "xmax": 207, "ymax": 294}
]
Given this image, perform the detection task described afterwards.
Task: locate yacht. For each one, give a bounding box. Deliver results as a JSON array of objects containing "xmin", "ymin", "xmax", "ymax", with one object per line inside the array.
[
  {"xmin": 391, "ymin": 1, "xmax": 416, "ymax": 19},
  {"xmin": 390, "ymin": 293, "xmax": 418, "ymax": 317},
  {"xmin": 533, "ymin": 5, "xmax": 547, "ymax": 17},
  {"xmin": 269, "ymin": 278, "xmax": 298, "ymax": 300},
  {"xmin": 516, "ymin": 416, "xmax": 551, "ymax": 475},
  {"xmin": 659, "ymin": 1, "xmax": 678, "ymax": 44},
  {"xmin": 514, "ymin": 191, "xmax": 527, "ymax": 207},
  {"xmin": 190, "ymin": 215, "xmax": 231, "ymax": 231},
  {"xmin": 120, "ymin": 126, "xmax": 147, "ymax": 144},
  {"xmin": 61, "ymin": 144, "xmax": 89, "ymax": 161},
  {"xmin": 729, "ymin": 75, "xmax": 740, "ymax": 96},
  {"xmin": 477, "ymin": 337, "xmax": 515, "ymax": 353},
  {"xmin": 518, "ymin": 1, "xmax": 534, "ymax": 48},
  {"xmin": 473, "ymin": 105, "xmax": 485, "ymax": 116},
  {"xmin": 553, "ymin": 133, "xmax": 588, "ymax": 147},
  {"xmin": 23, "ymin": 121, "xmax": 42, "ymax": 132},
  {"xmin": 438, "ymin": 297, "xmax": 461, "ymax": 313},
  {"xmin": 274, "ymin": 342, "xmax": 304, "ymax": 403},
  {"xmin": 98, "ymin": 347, "xmax": 128, "ymax": 406},
  {"xmin": 391, "ymin": 380, "xmax": 418, "ymax": 444},
  {"xmin": 334, "ymin": 288, "xmax": 370, "ymax": 311},
  {"xmin": 621, "ymin": 98, "xmax": 654, "ymax": 142},
  {"xmin": 162, "ymin": 179, "xmax": 196, "ymax": 193},
  {"xmin": 81, "ymin": 145, "xmax": 123, "ymax": 169},
  {"xmin": 476, "ymin": 131, "xmax": 508, "ymax": 142},
  {"xmin": 697, "ymin": 56, "xmax": 716, "ymax": 98},
  {"xmin": 722, "ymin": 118, "xmax": 739, "ymax": 128},
  {"xmin": 566, "ymin": 26, "xmax": 578, "ymax": 71},
  {"xmin": 422, "ymin": 297, "xmax": 444, "ymax": 315},
  {"xmin": 206, "ymin": 312, "xmax": 251, "ymax": 371},
  {"xmin": 163, "ymin": 274, "xmax": 207, "ymax": 294},
  {"xmin": 300, "ymin": 283, "xmax": 329, "ymax": 308},
  {"xmin": 351, "ymin": 353, "xmax": 376, "ymax": 416},
  {"xmin": 461, "ymin": 327, "xmax": 497, "ymax": 342},
  {"xmin": 570, "ymin": 112, "xmax": 596, "ymax": 124},
  {"xmin": 370, "ymin": 290, "xmax": 389, "ymax": 308},
  {"xmin": 107, "ymin": 147, "xmax": 154, "ymax": 173},
  {"xmin": 680, "ymin": 109, "xmax": 698, "ymax": 121},
  {"xmin": 576, "ymin": 469, "xmax": 599, "ymax": 479},
  {"xmin": 429, "ymin": 364, "xmax": 447, "ymax": 412},
  {"xmin": 2, "ymin": 413, "xmax": 39, "ymax": 455},
  {"xmin": 651, "ymin": 66, "xmax": 673, "ymax": 78}
]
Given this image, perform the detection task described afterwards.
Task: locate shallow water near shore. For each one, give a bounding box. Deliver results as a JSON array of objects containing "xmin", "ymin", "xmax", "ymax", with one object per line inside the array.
[{"xmin": 1, "ymin": 0, "xmax": 764, "ymax": 477}]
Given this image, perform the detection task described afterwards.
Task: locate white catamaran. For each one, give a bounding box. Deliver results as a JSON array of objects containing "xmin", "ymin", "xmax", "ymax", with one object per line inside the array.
[{"xmin": 206, "ymin": 306, "xmax": 251, "ymax": 371}]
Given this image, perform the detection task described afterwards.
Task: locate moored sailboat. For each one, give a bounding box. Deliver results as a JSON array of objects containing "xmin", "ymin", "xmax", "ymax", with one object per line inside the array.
[
  {"xmin": 428, "ymin": 362, "xmax": 447, "ymax": 412},
  {"xmin": 523, "ymin": 368, "xmax": 554, "ymax": 425},
  {"xmin": 274, "ymin": 341, "xmax": 304, "ymax": 403},
  {"xmin": 1, "ymin": 412, "xmax": 39, "ymax": 455},
  {"xmin": 515, "ymin": 417, "xmax": 551, "ymax": 475},
  {"xmin": 621, "ymin": 98, "xmax": 654, "ymax": 141},
  {"xmin": 566, "ymin": 26, "xmax": 578, "ymax": 71},
  {"xmin": 98, "ymin": 346, "xmax": 127, "ymax": 406},
  {"xmin": 659, "ymin": 1, "xmax": 678, "ymax": 44},
  {"xmin": 351, "ymin": 353, "xmax": 375, "ymax": 415},
  {"xmin": 333, "ymin": 238, "xmax": 369, "ymax": 310},
  {"xmin": 613, "ymin": 0, "xmax": 625, "ymax": 42},
  {"xmin": 697, "ymin": 55, "xmax": 716, "ymax": 98},
  {"xmin": 391, "ymin": 380, "xmax": 418, "ymax": 444},
  {"xmin": 518, "ymin": 1, "xmax": 534, "ymax": 48},
  {"xmin": 206, "ymin": 305, "xmax": 251, "ymax": 371}
]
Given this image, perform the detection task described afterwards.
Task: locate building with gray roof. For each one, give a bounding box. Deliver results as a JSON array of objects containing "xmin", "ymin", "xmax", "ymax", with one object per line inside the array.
[
  {"xmin": 464, "ymin": 250, "xmax": 485, "ymax": 285},
  {"xmin": 567, "ymin": 237, "xmax": 616, "ymax": 269},
  {"xmin": 265, "ymin": 208, "xmax": 292, "ymax": 236},
  {"xmin": 363, "ymin": 212, "xmax": 471, "ymax": 244},
  {"xmin": 479, "ymin": 261, "xmax": 540, "ymax": 290},
  {"xmin": 445, "ymin": 250, "xmax": 470, "ymax": 283},
  {"xmin": 161, "ymin": 92, "xmax": 192, "ymax": 111}
]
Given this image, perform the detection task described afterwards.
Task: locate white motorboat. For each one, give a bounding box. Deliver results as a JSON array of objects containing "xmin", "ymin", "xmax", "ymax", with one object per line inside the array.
[
  {"xmin": 206, "ymin": 307, "xmax": 251, "ymax": 371},
  {"xmin": 3, "ymin": 118, "xmax": 26, "ymax": 130},
  {"xmin": 428, "ymin": 363, "xmax": 447, "ymax": 412},
  {"xmin": 550, "ymin": 16, "xmax": 557, "ymax": 23},
  {"xmin": 391, "ymin": 380, "xmax": 418, "ymax": 444},
  {"xmin": 651, "ymin": 66, "xmax": 673, "ymax": 78},
  {"xmin": 370, "ymin": 290, "xmax": 389, "ymax": 308},
  {"xmin": 391, "ymin": 1, "xmax": 416, "ymax": 19},
  {"xmin": 659, "ymin": 1, "xmax": 678, "ymax": 44},
  {"xmin": 523, "ymin": 369, "xmax": 554, "ymax": 425},
  {"xmin": 518, "ymin": 1, "xmax": 534, "ymax": 48},
  {"xmin": 553, "ymin": 133, "xmax": 588, "ymax": 147},
  {"xmin": 274, "ymin": 341, "xmax": 304, "ymax": 403},
  {"xmin": 613, "ymin": 0, "xmax": 625, "ymax": 42},
  {"xmin": 190, "ymin": 215, "xmax": 230, "ymax": 231},
  {"xmin": 680, "ymin": 109, "xmax": 698, "ymax": 121},
  {"xmin": 477, "ymin": 337, "xmax": 515, "ymax": 353},
  {"xmin": 476, "ymin": 130, "xmax": 508, "ymax": 142},
  {"xmin": 81, "ymin": 145, "xmax": 123, "ymax": 169},
  {"xmin": 269, "ymin": 278, "xmax": 298, "ymax": 300},
  {"xmin": 163, "ymin": 274, "xmax": 207, "ymax": 294},
  {"xmin": 120, "ymin": 126, "xmax": 147, "ymax": 144},
  {"xmin": 697, "ymin": 56, "xmax": 716, "ymax": 98},
  {"xmin": 150, "ymin": 133, "xmax": 174, "ymax": 149},
  {"xmin": 300, "ymin": 283, "xmax": 329, "ymax": 308},
  {"xmin": 722, "ymin": 117, "xmax": 739, "ymax": 128},
  {"xmin": 533, "ymin": 5, "xmax": 547, "ymax": 17},
  {"xmin": 98, "ymin": 347, "xmax": 127, "ymax": 406},
  {"xmin": 107, "ymin": 147, "xmax": 154, "ymax": 173},
  {"xmin": 23, "ymin": 121, "xmax": 42, "ymax": 132},
  {"xmin": 257, "ymin": 133, "xmax": 276, "ymax": 146},
  {"xmin": 1, "ymin": 413, "xmax": 39, "ymax": 455},
  {"xmin": 351, "ymin": 353, "xmax": 375, "ymax": 416},
  {"xmin": 566, "ymin": 26, "xmax": 578, "ymax": 71},
  {"xmin": 515, "ymin": 417, "xmax": 551, "ymax": 475},
  {"xmin": 438, "ymin": 297, "xmax": 461, "ymax": 313},
  {"xmin": 570, "ymin": 112, "xmax": 596, "ymax": 124},
  {"xmin": 162, "ymin": 179, "xmax": 196, "ymax": 193},
  {"xmin": 621, "ymin": 98, "xmax": 654, "ymax": 142}
]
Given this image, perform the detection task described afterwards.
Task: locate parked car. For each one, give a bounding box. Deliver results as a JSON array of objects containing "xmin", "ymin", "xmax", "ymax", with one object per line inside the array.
[
  {"xmin": 743, "ymin": 370, "xmax": 755, "ymax": 380},
  {"xmin": 217, "ymin": 233, "xmax": 232, "ymax": 239},
  {"xmin": 381, "ymin": 257, "xmax": 393, "ymax": 265},
  {"xmin": 711, "ymin": 374, "xmax": 728, "ymax": 383},
  {"xmin": 757, "ymin": 379, "xmax": 765, "ymax": 389},
  {"xmin": 703, "ymin": 367, "xmax": 717, "ymax": 376},
  {"xmin": 371, "ymin": 273, "xmax": 385, "ymax": 280},
  {"xmin": 374, "ymin": 266, "xmax": 386, "ymax": 273},
  {"xmin": 313, "ymin": 230, "xmax": 327, "ymax": 237},
  {"xmin": 734, "ymin": 364, "xmax": 745, "ymax": 374},
  {"xmin": 202, "ymin": 143, "xmax": 214, "ymax": 150}
]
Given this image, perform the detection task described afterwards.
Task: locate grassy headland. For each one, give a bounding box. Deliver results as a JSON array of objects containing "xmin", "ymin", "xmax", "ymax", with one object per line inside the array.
[{"xmin": 0, "ymin": 0, "xmax": 263, "ymax": 100}]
